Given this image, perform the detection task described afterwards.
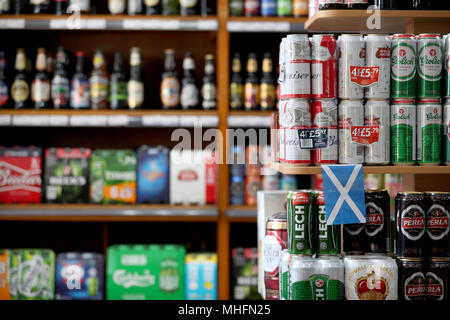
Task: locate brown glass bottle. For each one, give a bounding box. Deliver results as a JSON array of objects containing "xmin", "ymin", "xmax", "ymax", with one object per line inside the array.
[
  {"xmin": 31, "ymin": 48, "xmax": 51, "ymax": 109},
  {"xmin": 230, "ymin": 53, "xmax": 244, "ymax": 110},
  {"xmin": 260, "ymin": 52, "xmax": 276, "ymax": 111},
  {"xmin": 11, "ymin": 49, "xmax": 30, "ymax": 109},
  {"xmin": 244, "ymin": 52, "xmax": 260, "ymax": 111},
  {"xmin": 161, "ymin": 49, "xmax": 180, "ymax": 109},
  {"xmin": 89, "ymin": 50, "xmax": 109, "ymax": 110},
  {"xmin": 318, "ymin": 0, "xmax": 345, "ymax": 10}
]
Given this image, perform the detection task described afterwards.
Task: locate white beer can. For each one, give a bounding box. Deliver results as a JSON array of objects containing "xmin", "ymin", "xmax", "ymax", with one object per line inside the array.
[
  {"xmin": 278, "ymin": 37, "xmax": 287, "ymax": 100},
  {"xmin": 365, "ymin": 34, "xmax": 391, "ymax": 99},
  {"xmin": 364, "ymin": 99, "xmax": 390, "ymax": 165},
  {"xmin": 338, "ymin": 99, "xmax": 364, "ymax": 164},
  {"xmin": 338, "ymin": 34, "xmax": 365, "ymax": 100}
]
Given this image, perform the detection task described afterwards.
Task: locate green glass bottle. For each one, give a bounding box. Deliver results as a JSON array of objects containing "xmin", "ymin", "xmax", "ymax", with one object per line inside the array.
[{"xmin": 162, "ymin": 0, "xmax": 179, "ymax": 15}]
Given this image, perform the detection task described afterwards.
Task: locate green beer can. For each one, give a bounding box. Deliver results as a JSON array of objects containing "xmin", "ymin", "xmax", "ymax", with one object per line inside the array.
[
  {"xmin": 315, "ymin": 191, "xmax": 340, "ymax": 256},
  {"xmin": 444, "ymin": 98, "xmax": 450, "ymax": 165},
  {"xmin": 391, "ymin": 99, "xmax": 417, "ymax": 165},
  {"xmin": 287, "ymin": 191, "xmax": 314, "ymax": 255},
  {"xmin": 391, "ymin": 34, "xmax": 417, "ymax": 98},
  {"xmin": 277, "ymin": 0, "xmax": 292, "ymax": 17},
  {"xmin": 7, "ymin": 249, "xmax": 20, "ymax": 300},
  {"xmin": 417, "ymin": 99, "xmax": 442, "ymax": 166},
  {"xmin": 279, "ymin": 249, "xmax": 290, "ymax": 300},
  {"xmin": 417, "ymin": 34, "xmax": 443, "ymax": 98}
]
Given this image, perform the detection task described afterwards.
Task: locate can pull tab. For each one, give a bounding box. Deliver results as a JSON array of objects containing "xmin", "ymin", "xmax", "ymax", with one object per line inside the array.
[{"xmin": 279, "ymin": 62, "xmax": 286, "ymax": 84}]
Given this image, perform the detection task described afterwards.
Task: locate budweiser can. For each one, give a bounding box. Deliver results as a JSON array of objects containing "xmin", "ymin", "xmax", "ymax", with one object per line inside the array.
[
  {"xmin": 282, "ymin": 34, "xmax": 311, "ymax": 99},
  {"xmin": 397, "ymin": 257, "xmax": 426, "ymax": 301},
  {"xmin": 279, "ymin": 99, "xmax": 312, "ymax": 166},
  {"xmin": 391, "ymin": 34, "xmax": 417, "ymax": 98},
  {"xmin": 279, "ymin": 250, "xmax": 290, "ymax": 300},
  {"xmin": 311, "ymin": 34, "xmax": 337, "ymax": 99},
  {"xmin": 417, "ymin": 34, "xmax": 443, "ymax": 99},
  {"xmin": 424, "ymin": 192, "xmax": 450, "ymax": 258},
  {"xmin": 444, "ymin": 34, "xmax": 450, "ymax": 98},
  {"xmin": 312, "ymin": 99, "xmax": 338, "ymax": 165},
  {"xmin": 417, "ymin": 99, "xmax": 442, "ymax": 166},
  {"xmin": 338, "ymin": 34, "xmax": 365, "ymax": 100},
  {"xmin": 425, "ymin": 258, "xmax": 448, "ymax": 301},
  {"xmin": 445, "ymin": 99, "xmax": 450, "ymax": 165},
  {"xmin": 365, "ymin": 34, "xmax": 391, "ymax": 99},
  {"xmin": 338, "ymin": 99, "xmax": 364, "ymax": 164},
  {"xmin": 391, "ymin": 99, "xmax": 416, "ymax": 165},
  {"xmin": 364, "ymin": 99, "xmax": 390, "ymax": 165},
  {"xmin": 278, "ymin": 38, "xmax": 287, "ymax": 100},
  {"xmin": 344, "ymin": 255, "xmax": 398, "ymax": 300}
]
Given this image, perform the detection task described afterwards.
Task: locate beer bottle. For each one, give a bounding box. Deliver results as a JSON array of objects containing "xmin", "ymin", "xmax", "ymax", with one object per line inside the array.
[
  {"xmin": 145, "ymin": 0, "xmax": 161, "ymax": 14},
  {"xmin": 244, "ymin": 0, "xmax": 260, "ymax": 17},
  {"xmin": 260, "ymin": 52, "xmax": 276, "ymax": 111},
  {"xmin": 229, "ymin": 0, "xmax": 244, "ymax": 16},
  {"xmin": 0, "ymin": 51, "xmax": 10, "ymax": 109},
  {"xmin": 108, "ymin": 0, "xmax": 126, "ymax": 14},
  {"xmin": 244, "ymin": 52, "xmax": 260, "ymax": 111},
  {"xmin": 201, "ymin": 54, "xmax": 216, "ymax": 110},
  {"xmin": 162, "ymin": 0, "xmax": 178, "ymax": 14},
  {"xmin": 0, "ymin": 0, "xmax": 10, "ymax": 13},
  {"xmin": 89, "ymin": 49, "xmax": 109, "ymax": 110},
  {"xmin": 230, "ymin": 52, "xmax": 244, "ymax": 110},
  {"xmin": 70, "ymin": 51, "xmax": 90, "ymax": 109},
  {"xmin": 55, "ymin": 0, "xmax": 69, "ymax": 15},
  {"xmin": 11, "ymin": 48, "xmax": 30, "ymax": 109},
  {"xmin": 128, "ymin": 47, "xmax": 144, "ymax": 110},
  {"xmin": 13, "ymin": 0, "xmax": 28, "ymax": 14},
  {"xmin": 200, "ymin": 0, "xmax": 214, "ymax": 16},
  {"xmin": 51, "ymin": 47, "xmax": 70, "ymax": 109},
  {"xmin": 31, "ymin": 0, "xmax": 51, "ymax": 13},
  {"xmin": 46, "ymin": 54, "xmax": 54, "ymax": 78},
  {"xmin": 69, "ymin": 0, "xmax": 91, "ymax": 13},
  {"xmin": 180, "ymin": 51, "xmax": 199, "ymax": 110},
  {"xmin": 110, "ymin": 52, "xmax": 128, "ymax": 110},
  {"xmin": 127, "ymin": 0, "xmax": 142, "ymax": 15},
  {"xmin": 161, "ymin": 49, "xmax": 180, "ymax": 109},
  {"xmin": 318, "ymin": 0, "xmax": 345, "ymax": 10},
  {"xmin": 180, "ymin": 0, "xmax": 198, "ymax": 15},
  {"xmin": 31, "ymin": 48, "xmax": 51, "ymax": 109}
]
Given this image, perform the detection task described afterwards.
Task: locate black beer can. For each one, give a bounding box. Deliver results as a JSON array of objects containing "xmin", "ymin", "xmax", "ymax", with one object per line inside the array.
[
  {"xmin": 424, "ymin": 192, "xmax": 450, "ymax": 257},
  {"xmin": 425, "ymin": 258, "xmax": 449, "ymax": 301},
  {"xmin": 395, "ymin": 192, "xmax": 426, "ymax": 257},
  {"xmin": 397, "ymin": 257, "xmax": 426, "ymax": 301},
  {"xmin": 365, "ymin": 189, "xmax": 390, "ymax": 254},
  {"xmin": 343, "ymin": 223, "xmax": 367, "ymax": 255}
]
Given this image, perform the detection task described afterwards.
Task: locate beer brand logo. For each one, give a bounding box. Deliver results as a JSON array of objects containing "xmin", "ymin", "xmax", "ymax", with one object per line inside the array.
[
  {"xmin": 338, "ymin": 118, "xmax": 352, "ymax": 129},
  {"xmin": 263, "ymin": 233, "xmax": 283, "ymax": 275},
  {"xmin": 393, "ymin": 108, "xmax": 411, "ymax": 121},
  {"xmin": 18, "ymin": 255, "xmax": 52, "ymax": 299},
  {"xmin": 418, "ymin": 43, "xmax": 443, "ymax": 80},
  {"xmin": 404, "ymin": 272, "xmax": 426, "ymax": 300},
  {"xmin": 60, "ymin": 263, "xmax": 85, "ymax": 290},
  {"xmin": 355, "ymin": 267, "xmax": 388, "ymax": 300},
  {"xmin": 376, "ymin": 48, "xmax": 391, "ymax": 59},
  {"xmin": 0, "ymin": 160, "xmax": 41, "ymax": 192},
  {"xmin": 391, "ymin": 44, "xmax": 416, "ymax": 81},
  {"xmin": 345, "ymin": 223, "xmax": 365, "ymax": 236},
  {"xmin": 426, "ymin": 204, "xmax": 450, "ymax": 240},
  {"xmin": 178, "ymin": 169, "xmax": 198, "ymax": 181},
  {"xmin": 425, "ymin": 110, "xmax": 441, "ymax": 121},
  {"xmin": 425, "ymin": 272, "xmax": 444, "ymax": 300},
  {"xmin": 365, "ymin": 202, "xmax": 384, "ymax": 237},
  {"xmin": 315, "ymin": 278, "xmax": 324, "ymax": 288},
  {"xmin": 113, "ymin": 269, "xmax": 155, "ymax": 289},
  {"xmin": 292, "ymin": 192, "xmax": 309, "ymax": 205},
  {"xmin": 400, "ymin": 205, "xmax": 426, "ymax": 241}
]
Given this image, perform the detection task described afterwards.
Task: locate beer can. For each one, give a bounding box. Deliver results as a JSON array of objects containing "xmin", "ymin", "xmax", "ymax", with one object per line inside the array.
[
  {"xmin": 365, "ymin": 189, "xmax": 390, "ymax": 254},
  {"xmin": 365, "ymin": 34, "xmax": 391, "ymax": 99},
  {"xmin": 397, "ymin": 257, "xmax": 426, "ymax": 301},
  {"xmin": 7, "ymin": 249, "xmax": 20, "ymax": 300},
  {"xmin": 395, "ymin": 192, "xmax": 426, "ymax": 258},
  {"xmin": 287, "ymin": 191, "xmax": 314, "ymax": 255},
  {"xmin": 444, "ymin": 34, "xmax": 450, "ymax": 98},
  {"xmin": 279, "ymin": 249, "xmax": 290, "ymax": 300},
  {"xmin": 424, "ymin": 192, "xmax": 450, "ymax": 257},
  {"xmin": 444, "ymin": 99, "xmax": 450, "ymax": 165},
  {"xmin": 289, "ymin": 255, "xmax": 315, "ymax": 300},
  {"xmin": 364, "ymin": 99, "xmax": 390, "ymax": 165},
  {"xmin": 278, "ymin": 38, "xmax": 287, "ymax": 100},
  {"xmin": 282, "ymin": 34, "xmax": 311, "ymax": 99},
  {"xmin": 343, "ymin": 223, "xmax": 367, "ymax": 255},
  {"xmin": 315, "ymin": 191, "xmax": 340, "ymax": 255},
  {"xmin": 277, "ymin": 0, "xmax": 292, "ymax": 16},
  {"xmin": 417, "ymin": 34, "xmax": 443, "ymax": 99},
  {"xmin": 279, "ymin": 99, "xmax": 312, "ymax": 166},
  {"xmin": 311, "ymin": 34, "xmax": 338, "ymax": 99},
  {"xmin": 391, "ymin": 99, "xmax": 416, "ymax": 165},
  {"xmin": 417, "ymin": 99, "xmax": 442, "ymax": 166},
  {"xmin": 425, "ymin": 258, "xmax": 448, "ymax": 301},
  {"xmin": 338, "ymin": 99, "xmax": 364, "ymax": 164},
  {"xmin": 338, "ymin": 34, "xmax": 365, "ymax": 100},
  {"xmin": 344, "ymin": 255, "xmax": 398, "ymax": 300},
  {"xmin": 312, "ymin": 99, "xmax": 338, "ymax": 165},
  {"xmin": 391, "ymin": 34, "xmax": 417, "ymax": 98}
]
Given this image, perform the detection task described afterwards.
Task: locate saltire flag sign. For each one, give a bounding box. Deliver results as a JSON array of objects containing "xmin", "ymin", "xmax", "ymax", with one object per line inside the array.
[{"xmin": 321, "ymin": 164, "xmax": 366, "ymax": 225}]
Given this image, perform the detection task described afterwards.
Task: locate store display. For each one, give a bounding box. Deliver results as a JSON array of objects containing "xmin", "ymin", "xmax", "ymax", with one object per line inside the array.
[
  {"xmin": 397, "ymin": 257, "xmax": 426, "ymax": 301},
  {"xmin": 180, "ymin": 52, "xmax": 199, "ymax": 110},
  {"xmin": 185, "ymin": 253, "xmax": 217, "ymax": 300},
  {"xmin": 364, "ymin": 99, "xmax": 390, "ymax": 165},
  {"xmin": 312, "ymin": 100, "xmax": 338, "ymax": 165},
  {"xmin": 425, "ymin": 258, "xmax": 448, "ymax": 300},
  {"xmin": 390, "ymin": 99, "xmax": 416, "ymax": 165},
  {"xmin": 232, "ymin": 247, "xmax": 260, "ymax": 300}
]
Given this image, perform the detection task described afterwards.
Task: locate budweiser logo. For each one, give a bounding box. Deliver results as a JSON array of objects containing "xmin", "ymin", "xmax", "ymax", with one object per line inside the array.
[{"xmin": 0, "ymin": 161, "xmax": 41, "ymax": 192}]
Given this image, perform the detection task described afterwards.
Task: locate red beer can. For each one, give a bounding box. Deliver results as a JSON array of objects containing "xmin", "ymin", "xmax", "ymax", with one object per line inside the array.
[
  {"xmin": 311, "ymin": 34, "xmax": 338, "ymax": 99},
  {"xmin": 312, "ymin": 99, "xmax": 338, "ymax": 165}
]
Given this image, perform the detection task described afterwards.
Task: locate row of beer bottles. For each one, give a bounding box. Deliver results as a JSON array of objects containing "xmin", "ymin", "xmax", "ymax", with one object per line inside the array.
[{"xmin": 319, "ymin": 0, "xmax": 450, "ymax": 10}]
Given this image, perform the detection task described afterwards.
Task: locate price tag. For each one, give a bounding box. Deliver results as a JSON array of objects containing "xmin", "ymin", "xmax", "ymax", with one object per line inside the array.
[
  {"xmin": 122, "ymin": 19, "xmax": 143, "ymax": 30},
  {"xmin": 297, "ymin": 128, "xmax": 328, "ymax": 149},
  {"xmin": 201, "ymin": 115, "xmax": 219, "ymax": 127},
  {"xmin": 179, "ymin": 116, "xmax": 199, "ymax": 127},
  {"xmin": 108, "ymin": 115, "xmax": 129, "ymax": 127},
  {"xmin": 12, "ymin": 115, "xmax": 48, "ymax": 126},
  {"xmin": 0, "ymin": 19, "xmax": 25, "ymax": 29},
  {"xmin": 0, "ymin": 115, "xmax": 11, "ymax": 126},
  {"xmin": 142, "ymin": 19, "xmax": 162, "ymax": 29},
  {"xmin": 160, "ymin": 20, "xmax": 180, "ymax": 30},
  {"xmin": 142, "ymin": 115, "xmax": 160, "ymax": 126},
  {"xmin": 351, "ymin": 126, "xmax": 380, "ymax": 145},
  {"xmin": 70, "ymin": 115, "xmax": 107, "ymax": 126},
  {"xmin": 84, "ymin": 19, "xmax": 106, "ymax": 29},
  {"xmin": 350, "ymin": 66, "xmax": 380, "ymax": 87},
  {"xmin": 196, "ymin": 20, "xmax": 218, "ymax": 31},
  {"xmin": 49, "ymin": 19, "xmax": 68, "ymax": 29},
  {"xmin": 159, "ymin": 116, "xmax": 179, "ymax": 127},
  {"xmin": 49, "ymin": 115, "xmax": 69, "ymax": 126}
]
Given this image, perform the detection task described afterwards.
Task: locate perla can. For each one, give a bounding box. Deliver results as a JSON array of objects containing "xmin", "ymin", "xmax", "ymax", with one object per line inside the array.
[
  {"xmin": 417, "ymin": 34, "xmax": 443, "ymax": 99},
  {"xmin": 365, "ymin": 34, "xmax": 391, "ymax": 99},
  {"xmin": 279, "ymin": 99, "xmax": 312, "ymax": 166},
  {"xmin": 279, "ymin": 250, "xmax": 290, "ymax": 300},
  {"xmin": 391, "ymin": 99, "xmax": 416, "ymax": 165},
  {"xmin": 391, "ymin": 34, "xmax": 417, "ymax": 98},
  {"xmin": 364, "ymin": 99, "xmax": 390, "ymax": 165},
  {"xmin": 312, "ymin": 99, "xmax": 338, "ymax": 165},
  {"xmin": 444, "ymin": 98, "xmax": 450, "ymax": 165},
  {"xmin": 338, "ymin": 99, "xmax": 364, "ymax": 164},
  {"xmin": 397, "ymin": 257, "xmax": 426, "ymax": 301},
  {"xmin": 311, "ymin": 34, "xmax": 338, "ymax": 99},
  {"xmin": 417, "ymin": 99, "xmax": 442, "ymax": 166},
  {"xmin": 287, "ymin": 191, "xmax": 314, "ymax": 255},
  {"xmin": 344, "ymin": 255, "xmax": 398, "ymax": 300},
  {"xmin": 338, "ymin": 34, "xmax": 365, "ymax": 99},
  {"xmin": 425, "ymin": 258, "xmax": 448, "ymax": 301},
  {"xmin": 315, "ymin": 191, "xmax": 340, "ymax": 255}
]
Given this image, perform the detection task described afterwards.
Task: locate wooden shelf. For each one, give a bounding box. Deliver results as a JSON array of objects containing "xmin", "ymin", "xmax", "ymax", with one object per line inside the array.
[
  {"xmin": 226, "ymin": 205, "xmax": 257, "ymax": 218},
  {"xmin": 305, "ymin": 10, "xmax": 450, "ymax": 34},
  {"xmin": 227, "ymin": 110, "xmax": 274, "ymax": 128},
  {"xmin": 227, "ymin": 16, "xmax": 306, "ymax": 32}
]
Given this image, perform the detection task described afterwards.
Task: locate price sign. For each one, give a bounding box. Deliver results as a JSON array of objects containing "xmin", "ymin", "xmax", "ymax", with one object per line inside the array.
[
  {"xmin": 350, "ymin": 66, "xmax": 380, "ymax": 87},
  {"xmin": 297, "ymin": 128, "xmax": 328, "ymax": 150},
  {"xmin": 351, "ymin": 126, "xmax": 380, "ymax": 145}
]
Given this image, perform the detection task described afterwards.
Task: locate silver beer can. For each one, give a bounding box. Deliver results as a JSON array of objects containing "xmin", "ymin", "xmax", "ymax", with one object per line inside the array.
[
  {"xmin": 364, "ymin": 99, "xmax": 391, "ymax": 165},
  {"xmin": 312, "ymin": 99, "xmax": 338, "ymax": 165},
  {"xmin": 279, "ymin": 249, "xmax": 290, "ymax": 300},
  {"xmin": 365, "ymin": 34, "xmax": 391, "ymax": 99},
  {"xmin": 338, "ymin": 99, "xmax": 364, "ymax": 164},
  {"xmin": 338, "ymin": 34, "xmax": 365, "ymax": 100},
  {"xmin": 289, "ymin": 255, "xmax": 315, "ymax": 300},
  {"xmin": 278, "ymin": 37, "xmax": 287, "ymax": 100}
]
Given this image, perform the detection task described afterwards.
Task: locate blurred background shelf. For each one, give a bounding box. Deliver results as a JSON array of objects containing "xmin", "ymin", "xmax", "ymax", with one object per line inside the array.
[
  {"xmin": 226, "ymin": 205, "xmax": 257, "ymax": 218},
  {"xmin": 227, "ymin": 110, "xmax": 273, "ymax": 128},
  {"xmin": 227, "ymin": 16, "xmax": 306, "ymax": 33}
]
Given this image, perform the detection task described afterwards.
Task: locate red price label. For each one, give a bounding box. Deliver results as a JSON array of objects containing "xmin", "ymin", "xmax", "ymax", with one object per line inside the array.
[
  {"xmin": 350, "ymin": 66, "xmax": 380, "ymax": 87},
  {"xmin": 351, "ymin": 126, "xmax": 380, "ymax": 145}
]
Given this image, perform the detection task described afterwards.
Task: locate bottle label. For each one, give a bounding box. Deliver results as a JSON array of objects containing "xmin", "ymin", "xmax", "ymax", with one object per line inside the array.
[
  {"xmin": 71, "ymin": 78, "xmax": 90, "ymax": 109},
  {"xmin": 161, "ymin": 77, "xmax": 180, "ymax": 108},
  {"xmin": 11, "ymin": 80, "xmax": 29, "ymax": 103},
  {"xmin": 201, "ymin": 83, "xmax": 216, "ymax": 101},
  {"xmin": 144, "ymin": 0, "xmax": 160, "ymax": 6},
  {"xmin": 181, "ymin": 83, "xmax": 199, "ymax": 108},
  {"xmin": 108, "ymin": 0, "xmax": 126, "ymax": 14},
  {"xmin": 0, "ymin": 80, "xmax": 9, "ymax": 106},
  {"xmin": 180, "ymin": 0, "xmax": 197, "ymax": 8},
  {"xmin": 260, "ymin": 83, "xmax": 276, "ymax": 109},
  {"xmin": 244, "ymin": 83, "xmax": 260, "ymax": 108},
  {"xmin": 51, "ymin": 75, "xmax": 70, "ymax": 106},
  {"xmin": 110, "ymin": 81, "xmax": 127, "ymax": 102},
  {"xmin": 230, "ymin": 83, "xmax": 244, "ymax": 109},
  {"xmin": 127, "ymin": 80, "xmax": 144, "ymax": 109},
  {"xmin": 90, "ymin": 75, "xmax": 109, "ymax": 103},
  {"xmin": 31, "ymin": 80, "xmax": 50, "ymax": 103}
]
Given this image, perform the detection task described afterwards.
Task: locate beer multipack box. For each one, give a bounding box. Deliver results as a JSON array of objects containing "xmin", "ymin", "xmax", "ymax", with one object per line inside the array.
[
  {"xmin": 0, "ymin": 146, "xmax": 42, "ymax": 203},
  {"xmin": 106, "ymin": 244, "xmax": 185, "ymax": 300},
  {"xmin": 0, "ymin": 250, "xmax": 8, "ymax": 300},
  {"xmin": 169, "ymin": 149, "xmax": 217, "ymax": 205},
  {"xmin": 55, "ymin": 252, "xmax": 104, "ymax": 300},
  {"xmin": 44, "ymin": 148, "xmax": 90, "ymax": 203},
  {"xmin": 185, "ymin": 253, "xmax": 217, "ymax": 300},
  {"xmin": 232, "ymin": 247, "xmax": 261, "ymax": 300},
  {"xmin": 90, "ymin": 149, "xmax": 137, "ymax": 204},
  {"xmin": 137, "ymin": 145, "xmax": 169, "ymax": 204}
]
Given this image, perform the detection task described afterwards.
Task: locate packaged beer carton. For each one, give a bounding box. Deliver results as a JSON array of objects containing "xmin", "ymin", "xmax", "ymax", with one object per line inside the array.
[
  {"xmin": 232, "ymin": 247, "xmax": 261, "ymax": 300},
  {"xmin": 7, "ymin": 249, "xmax": 20, "ymax": 300},
  {"xmin": 90, "ymin": 149, "xmax": 137, "ymax": 204},
  {"xmin": 0, "ymin": 250, "xmax": 9, "ymax": 300},
  {"xmin": 107, "ymin": 244, "xmax": 185, "ymax": 300},
  {"xmin": 185, "ymin": 253, "xmax": 217, "ymax": 300},
  {"xmin": 44, "ymin": 148, "xmax": 90, "ymax": 203},
  {"xmin": 0, "ymin": 146, "xmax": 42, "ymax": 203},
  {"xmin": 55, "ymin": 252, "xmax": 104, "ymax": 300},
  {"xmin": 137, "ymin": 145, "xmax": 169, "ymax": 204}
]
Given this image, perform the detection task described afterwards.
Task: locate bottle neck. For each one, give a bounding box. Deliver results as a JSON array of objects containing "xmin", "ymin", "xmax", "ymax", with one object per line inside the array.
[
  {"xmin": 164, "ymin": 54, "xmax": 176, "ymax": 72},
  {"xmin": 75, "ymin": 57, "xmax": 85, "ymax": 74},
  {"xmin": 35, "ymin": 53, "xmax": 47, "ymax": 72},
  {"xmin": 15, "ymin": 52, "xmax": 26, "ymax": 71}
]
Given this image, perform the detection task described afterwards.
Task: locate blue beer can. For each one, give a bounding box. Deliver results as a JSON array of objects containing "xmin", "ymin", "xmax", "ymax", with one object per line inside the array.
[{"xmin": 261, "ymin": 0, "xmax": 277, "ymax": 16}]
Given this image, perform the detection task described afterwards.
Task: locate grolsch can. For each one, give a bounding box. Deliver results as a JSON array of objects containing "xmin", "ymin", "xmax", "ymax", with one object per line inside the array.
[
  {"xmin": 338, "ymin": 34, "xmax": 365, "ymax": 99},
  {"xmin": 365, "ymin": 189, "xmax": 390, "ymax": 254},
  {"xmin": 397, "ymin": 257, "xmax": 426, "ymax": 301},
  {"xmin": 444, "ymin": 99, "xmax": 450, "ymax": 165},
  {"xmin": 311, "ymin": 34, "xmax": 338, "ymax": 99},
  {"xmin": 424, "ymin": 192, "xmax": 450, "ymax": 257},
  {"xmin": 391, "ymin": 34, "xmax": 417, "ymax": 98},
  {"xmin": 315, "ymin": 191, "xmax": 340, "ymax": 255},
  {"xmin": 364, "ymin": 99, "xmax": 390, "ymax": 165},
  {"xmin": 287, "ymin": 191, "xmax": 313, "ymax": 255},
  {"xmin": 391, "ymin": 99, "xmax": 416, "ymax": 165},
  {"xmin": 338, "ymin": 99, "xmax": 364, "ymax": 164},
  {"xmin": 312, "ymin": 99, "xmax": 338, "ymax": 165},
  {"xmin": 279, "ymin": 249, "xmax": 290, "ymax": 300},
  {"xmin": 425, "ymin": 258, "xmax": 448, "ymax": 300},
  {"xmin": 343, "ymin": 223, "xmax": 367, "ymax": 255},
  {"xmin": 417, "ymin": 34, "xmax": 443, "ymax": 99},
  {"xmin": 417, "ymin": 99, "xmax": 442, "ymax": 166},
  {"xmin": 396, "ymin": 192, "xmax": 426, "ymax": 257},
  {"xmin": 444, "ymin": 34, "xmax": 450, "ymax": 97},
  {"xmin": 364, "ymin": 34, "xmax": 391, "ymax": 99}
]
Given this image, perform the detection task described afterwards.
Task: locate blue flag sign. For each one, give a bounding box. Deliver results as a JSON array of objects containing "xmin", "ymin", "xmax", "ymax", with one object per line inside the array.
[{"xmin": 321, "ymin": 164, "xmax": 366, "ymax": 225}]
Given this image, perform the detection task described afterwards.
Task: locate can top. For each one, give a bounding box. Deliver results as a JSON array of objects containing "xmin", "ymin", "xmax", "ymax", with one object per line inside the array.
[
  {"xmin": 339, "ymin": 34, "xmax": 363, "ymax": 41},
  {"xmin": 343, "ymin": 255, "xmax": 393, "ymax": 261},
  {"xmin": 366, "ymin": 188, "xmax": 388, "ymax": 193},
  {"xmin": 428, "ymin": 257, "xmax": 450, "ymax": 263},
  {"xmin": 418, "ymin": 33, "xmax": 441, "ymax": 39},
  {"xmin": 397, "ymin": 257, "xmax": 424, "ymax": 262},
  {"xmin": 286, "ymin": 34, "xmax": 309, "ymax": 40},
  {"xmin": 339, "ymin": 99, "xmax": 364, "ymax": 106},
  {"xmin": 398, "ymin": 191, "xmax": 423, "ymax": 195},
  {"xmin": 424, "ymin": 191, "xmax": 450, "ymax": 195},
  {"xmin": 392, "ymin": 34, "xmax": 416, "ymax": 39},
  {"xmin": 365, "ymin": 34, "xmax": 390, "ymax": 41},
  {"xmin": 418, "ymin": 99, "xmax": 442, "ymax": 104},
  {"xmin": 392, "ymin": 99, "xmax": 416, "ymax": 105}
]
